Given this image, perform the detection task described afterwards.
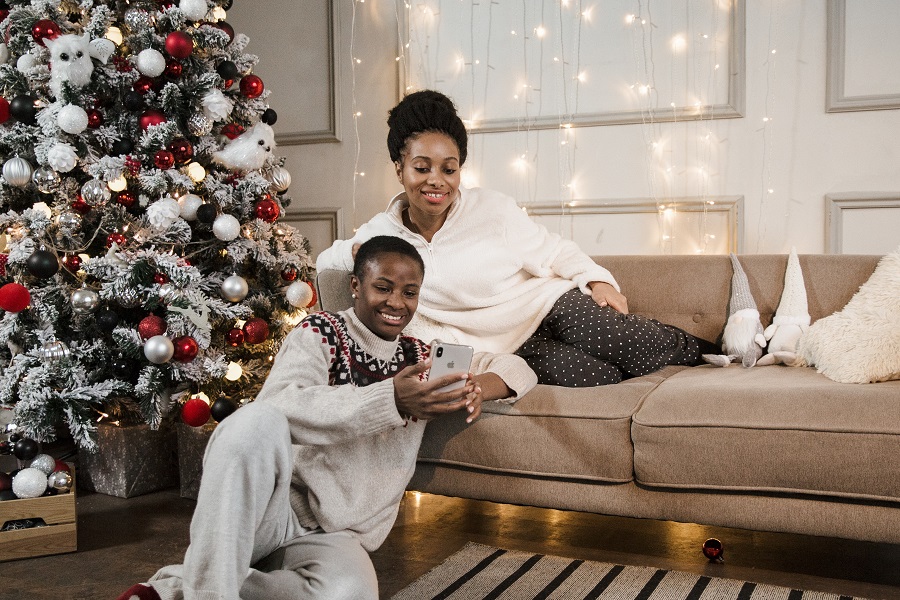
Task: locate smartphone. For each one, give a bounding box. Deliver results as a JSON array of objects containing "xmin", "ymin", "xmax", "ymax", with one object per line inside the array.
[{"xmin": 428, "ymin": 341, "xmax": 474, "ymax": 393}]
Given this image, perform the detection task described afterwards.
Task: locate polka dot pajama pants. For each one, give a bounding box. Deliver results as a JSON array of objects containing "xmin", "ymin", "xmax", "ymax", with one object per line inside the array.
[{"xmin": 515, "ymin": 289, "xmax": 710, "ymax": 387}]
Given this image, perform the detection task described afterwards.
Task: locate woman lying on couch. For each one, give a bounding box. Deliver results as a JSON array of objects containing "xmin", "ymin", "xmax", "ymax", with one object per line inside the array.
[{"xmin": 317, "ymin": 90, "xmax": 718, "ymax": 387}]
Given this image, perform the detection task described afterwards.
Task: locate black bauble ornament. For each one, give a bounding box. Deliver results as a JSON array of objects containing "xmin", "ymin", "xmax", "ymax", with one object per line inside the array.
[
  {"xmin": 124, "ymin": 90, "xmax": 144, "ymax": 111},
  {"xmin": 216, "ymin": 60, "xmax": 238, "ymax": 80},
  {"xmin": 0, "ymin": 490, "xmax": 17, "ymax": 501},
  {"xmin": 196, "ymin": 203, "xmax": 217, "ymax": 223},
  {"xmin": 96, "ymin": 308, "xmax": 120, "ymax": 332},
  {"xmin": 111, "ymin": 357, "xmax": 138, "ymax": 380},
  {"xmin": 13, "ymin": 438, "xmax": 39, "ymax": 461},
  {"xmin": 261, "ymin": 108, "xmax": 277, "ymax": 125},
  {"xmin": 9, "ymin": 94, "xmax": 37, "ymax": 124},
  {"xmin": 0, "ymin": 440, "xmax": 11, "ymax": 455},
  {"xmin": 221, "ymin": 0, "xmax": 233, "ymax": 10},
  {"xmin": 111, "ymin": 138, "xmax": 134, "ymax": 156},
  {"xmin": 210, "ymin": 397, "xmax": 238, "ymax": 422},
  {"xmin": 8, "ymin": 433, "xmax": 20, "ymax": 443},
  {"xmin": 26, "ymin": 249, "xmax": 60, "ymax": 279}
]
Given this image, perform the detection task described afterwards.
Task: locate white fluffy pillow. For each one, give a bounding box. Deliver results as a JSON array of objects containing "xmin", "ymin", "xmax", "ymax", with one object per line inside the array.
[{"xmin": 798, "ymin": 246, "xmax": 900, "ymax": 383}]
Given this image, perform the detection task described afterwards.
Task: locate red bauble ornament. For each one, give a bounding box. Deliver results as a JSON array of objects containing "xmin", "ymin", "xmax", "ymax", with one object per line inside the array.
[
  {"xmin": 31, "ymin": 19, "xmax": 61, "ymax": 46},
  {"xmin": 243, "ymin": 318, "xmax": 269, "ymax": 344},
  {"xmin": 164, "ymin": 59, "xmax": 183, "ymax": 78},
  {"xmin": 0, "ymin": 253, "xmax": 8, "ymax": 276},
  {"xmin": 702, "ymin": 538, "xmax": 724, "ymax": 563},
  {"xmin": 153, "ymin": 272, "xmax": 169, "ymax": 284},
  {"xmin": 61, "ymin": 254, "xmax": 82, "ymax": 271},
  {"xmin": 139, "ymin": 110, "xmax": 167, "ymax": 131},
  {"xmin": 222, "ymin": 78, "xmax": 234, "ymax": 89},
  {"xmin": 87, "ymin": 109, "xmax": 103, "ymax": 128},
  {"xmin": 71, "ymin": 197, "xmax": 92, "ymax": 214},
  {"xmin": 281, "ymin": 267, "xmax": 297, "ymax": 282},
  {"xmin": 53, "ymin": 459, "xmax": 72, "ymax": 474},
  {"xmin": 0, "ymin": 283, "xmax": 31, "ymax": 313},
  {"xmin": 106, "ymin": 232, "xmax": 127, "ymax": 248},
  {"xmin": 225, "ymin": 328, "xmax": 245, "ymax": 347},
  {"xmin": 115, "ymin": 191, "xmax": 136, "ymax": 208},
  {"xmin": 305, "ymin": 285, "xmax": 318, "ymax": 308},
  {"xmin": 167, "ymin": 138, "xmax": 193, "ymax": 164},
  {"xmin": 172, "ymin": 335, "xmax": 199, "ymax": 362},
  {"xmin": 221, "ymin": 123, "xmax": 244, "ymax": 139},
  {"xmin": 154, "ymin": 150, "xmax": 175, "ymax": 170},
  {"xmin": 210, "ymin": 21, "xmax": 235, "ymax": 43},
  {"xmin": 239, "ymin": 74, "xmax": 264, "ymax": 99},
  {"xmin": 138, "ymin": 314, "xmax": 167, "ymax": 339},
  {"xmin": 0, "ymin": 97, "xmax": 9, "ymax": 124},
  {"xmin": 133, "ymin": 76, "xmax": 153, "ymax": 95},
  {"xmin": 165, "ymin": 31, "xmax": 193, "ymax": 59},
  {"xmin": 254, "ymin": 199, "xmax": 280, "ymax": 223},
  {"xmin": 181, "ymin": 397, "xmax": 211, "ymax": 427}
]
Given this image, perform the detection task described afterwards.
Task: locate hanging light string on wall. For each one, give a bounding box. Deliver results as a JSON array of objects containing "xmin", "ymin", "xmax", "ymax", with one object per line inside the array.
[
  {"xmin": 758, "ymin": 0, "xmax": 779, "ymax": 252},
  {"xmin": 349, "ymin": 0, "xmax": 363, "ymax": 232}
]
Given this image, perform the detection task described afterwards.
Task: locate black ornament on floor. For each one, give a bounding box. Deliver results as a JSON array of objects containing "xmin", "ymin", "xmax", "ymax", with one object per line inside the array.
[
  {"xmin": 13, "ymin": 438, "xmax": 39, "ymax": 461},
  {"xmin": 210, "ymin": 397, "xmax": 237, "ymax": 422},
  {"xmin": 702, "ymin": 538, "xmax": 724, "ymax": 563}
]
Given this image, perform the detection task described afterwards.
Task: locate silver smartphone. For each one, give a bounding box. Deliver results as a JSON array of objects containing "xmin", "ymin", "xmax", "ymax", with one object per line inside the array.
[{"xmin": 428, "ymin": 341, "xmax": 474, "ymax": 393}]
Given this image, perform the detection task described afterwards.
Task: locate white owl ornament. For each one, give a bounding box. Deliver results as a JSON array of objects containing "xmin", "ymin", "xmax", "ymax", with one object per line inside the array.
[
  {"xmin": 45, "ymin": 33, "xmax": 94, "ymax": 99},
  {"xmin": 212, "ymin": 122, "xmax": 276, "ymax": 172}
]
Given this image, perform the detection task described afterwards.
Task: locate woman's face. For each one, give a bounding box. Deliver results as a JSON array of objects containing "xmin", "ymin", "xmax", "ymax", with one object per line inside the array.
[
  {"xmin": 350, "ymin": 252, "xmax": 423, "ymax": 340},
  {"xmin": 395, "ymin": 131, "xmax": 461, "ymax": 219}
]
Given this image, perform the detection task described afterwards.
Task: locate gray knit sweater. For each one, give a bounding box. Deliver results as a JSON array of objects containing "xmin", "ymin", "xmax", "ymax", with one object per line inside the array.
[{"xmin": 256, "ymin": 308, "xmax": 536, "ymax": 551}]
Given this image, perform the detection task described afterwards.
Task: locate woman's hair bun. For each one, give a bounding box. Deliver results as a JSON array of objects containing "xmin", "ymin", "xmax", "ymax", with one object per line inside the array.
[{"xmin": 387, "ymin": 89, "xmax": 468, "ymax": 165}]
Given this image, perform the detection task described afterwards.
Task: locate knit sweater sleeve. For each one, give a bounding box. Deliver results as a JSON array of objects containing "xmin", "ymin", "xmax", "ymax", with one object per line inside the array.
[
  {"xmin": 255, "ymin": 321, "xmax": 406, "ymax": 446},
  {"xmin": 470, "ymin": 352, "xmax": 538, "ymax": 403}
]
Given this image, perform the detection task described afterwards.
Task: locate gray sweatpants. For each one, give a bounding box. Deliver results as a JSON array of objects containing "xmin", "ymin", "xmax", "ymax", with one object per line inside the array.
[{"xmin": 147, "ymin": 402, "xmax": 379, "ymax": 600}]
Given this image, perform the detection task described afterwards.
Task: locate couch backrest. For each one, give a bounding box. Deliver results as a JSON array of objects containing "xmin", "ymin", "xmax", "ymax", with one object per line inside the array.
[{"xmin": 316, "ymin": 254, "xmax": 881, "ymax": 343}]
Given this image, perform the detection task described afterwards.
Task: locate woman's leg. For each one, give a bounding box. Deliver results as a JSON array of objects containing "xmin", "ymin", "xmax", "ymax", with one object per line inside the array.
[
  {"xmin": 531, "ymin": 289, "xmax": 709, "ymax": 380},
  {"xmin": 516, "ymin": 329, "xmax": 624, "ymax": 386}
]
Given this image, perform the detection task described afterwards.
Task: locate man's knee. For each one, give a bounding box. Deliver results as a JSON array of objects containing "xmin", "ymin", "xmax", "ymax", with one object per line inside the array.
[{"xmin": 207, "ymin": 402, "xmax": 289, "ymax": 457}]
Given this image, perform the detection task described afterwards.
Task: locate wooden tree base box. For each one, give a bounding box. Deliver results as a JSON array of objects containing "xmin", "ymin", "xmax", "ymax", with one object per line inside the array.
[{"xmin": 0, "ymin": 487, "xmax": 77, "ymax": 561}]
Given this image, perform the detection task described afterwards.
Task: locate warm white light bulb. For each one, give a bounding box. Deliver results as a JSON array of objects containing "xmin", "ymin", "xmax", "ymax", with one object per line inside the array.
[
  {"xmin": 225, "ymin": 362, "xmax": 243, "ymax": 381},
  {"xmin": 186, "ymin": 162, "xmax": 206, "ymax": 182},
  {"xmin": 106, "ymin": 27, "xmax": 123, "ymax": 45},
  {"xmin": 108, "ymin": 175, "xmax": 127, "ymax": 192}
]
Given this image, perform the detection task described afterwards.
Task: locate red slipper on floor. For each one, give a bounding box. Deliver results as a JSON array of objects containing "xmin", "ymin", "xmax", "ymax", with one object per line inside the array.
[{"xmin": 116, "ymin": 584, "xmax": 162, "ymax": 600}]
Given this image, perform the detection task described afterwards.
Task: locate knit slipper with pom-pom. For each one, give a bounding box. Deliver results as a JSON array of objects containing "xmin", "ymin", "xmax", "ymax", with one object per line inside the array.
[{"xmin": 116, "ymin": 584, "xmax": 162, "ymax": 600}]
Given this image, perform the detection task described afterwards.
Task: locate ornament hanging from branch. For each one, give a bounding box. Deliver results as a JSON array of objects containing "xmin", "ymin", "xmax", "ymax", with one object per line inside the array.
[
  {"xmin": 212, "ymin": 122, "xmax": 276, "ymax": 172},
  {"xmin": 46, "ymin": 33, "xmax": 94, "ymax": 98}
]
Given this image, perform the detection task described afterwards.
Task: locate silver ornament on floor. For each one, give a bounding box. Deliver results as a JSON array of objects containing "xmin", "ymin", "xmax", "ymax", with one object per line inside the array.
[
  {"xmin": 221, "ymin": 275, "xmax": 249, "ymax": 302},
  {"xmin": 81, "ymin": 178, "xmax": 111, "ymax": 204},
  {"xmin": 3, "ymin": 156, "xmax": 34, "ymax": 187},
  {"xmin": 40, "ymin": 339, "xmax": 71, "ymax": 363},
  {"xmin": 48, "ymin": 470, "xmax": 73, "ymax": 493},
  {"xmin": 72, "ymin": 287, "xmax": 100, "ymax": 313},
  {"xmin": 29, "ymin": 453, "xmax": 56, "ymax": 475},
  {"xmin": 144, "ymin": 335, "xmax": 174, "ymax": 364},
  {"xmin": 32, "ymin": 166, "xmax": 61, "ymax": 193},
  {"xmin": 57, "ymin": 211, "xmax": 82, "ymax": 230},
  {"xmin": 266, "ymin": 166, "xmax": 292, "ymax": 193}
]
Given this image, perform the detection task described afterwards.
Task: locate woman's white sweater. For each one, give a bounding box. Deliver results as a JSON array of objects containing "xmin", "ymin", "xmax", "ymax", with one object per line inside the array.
[{"xmin": 316, "ymin": 187, "xmax": 619, "ymax": 354}]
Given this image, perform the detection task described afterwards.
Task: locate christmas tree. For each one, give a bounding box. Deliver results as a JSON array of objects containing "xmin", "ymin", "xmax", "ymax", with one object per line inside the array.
[{"xmin": 0, "ymin": 0, "xmax": 316, "ymax": 451}]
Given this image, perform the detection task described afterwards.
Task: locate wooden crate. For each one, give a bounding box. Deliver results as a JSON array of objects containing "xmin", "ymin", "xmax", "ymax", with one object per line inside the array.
[{"xmin": 0, "ymin": 485, "xmax": 77, "ymax": 561}]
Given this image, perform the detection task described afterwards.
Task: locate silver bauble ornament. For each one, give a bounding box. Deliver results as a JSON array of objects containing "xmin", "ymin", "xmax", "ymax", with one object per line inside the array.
[
  {"xmin": 48, "ymin": 470, "xmax": 73, "ymax": 493},
  {"xmin": 81, "ymin": 178, "xmax": 111, "ymax": 204},
  {"xmin": 3, "ymin": 156, "xmax": 33, "ymax": 187},
  {"xmin": 32, "ymin": 166, "xmax": 61, "ymax": 193},
  {"xmin": 221, "ymin": 275, "xmax": 249, "ymax": 302},
  {"xmin": 57, "ymin": 211, "xmax": 82, "ymax": 230},
  {"xmin": 72, "ymin": 288, "xmax": 100, "ymax": 313},
  {"xmin": 30, "ymin": 453, "xmax": 56, "ymax": 475},
  {"xmin": 212, "ymin": 214, "xmax": 241, "ymax": 241},
  {"xmin": 187, "ymin": 113, "xmax": 213, "ymax": 136},
  {"xmin": 158, "ymin": 283, "xmax": 180, "ymax": 302},
  {"xmin": 266, "ymin": 166, "xmax": 292, "ymax": 193},
  {"xmin": 40, "ymin": 339, "xmax": 71, "ymax": 363},
  {"xmin": 144, "ymin": 335, "xmax": 175, "ymax": 364},
  {"xmin": 124, "ymin": 8, "xmax": 151, "ymax": 30},
  {"xmin": 12, "ymin": 468, "xmax": 48, "ymax": 499}
]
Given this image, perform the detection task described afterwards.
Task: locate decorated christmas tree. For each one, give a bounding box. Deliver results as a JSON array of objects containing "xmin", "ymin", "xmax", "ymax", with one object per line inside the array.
[{"xmin": 0, "ymin": 0, "xmax": 316, "ymax": 451}]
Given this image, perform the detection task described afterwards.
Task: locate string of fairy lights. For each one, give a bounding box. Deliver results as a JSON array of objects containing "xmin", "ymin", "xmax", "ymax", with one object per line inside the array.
[{"xmin": 345, "ymin": 0, "xmax": 769, "ymax": 255}]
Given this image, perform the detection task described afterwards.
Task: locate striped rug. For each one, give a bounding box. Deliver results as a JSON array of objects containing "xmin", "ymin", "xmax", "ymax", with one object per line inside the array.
[{"xmin": 390, "ymin": 542, "xmax": 869, "ymax": 600}]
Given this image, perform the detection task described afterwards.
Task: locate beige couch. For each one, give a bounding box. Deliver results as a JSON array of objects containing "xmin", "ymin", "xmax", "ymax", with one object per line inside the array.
[{"xmin": 316, "ymin": 254, "xmax": 900, "ymax": 544}]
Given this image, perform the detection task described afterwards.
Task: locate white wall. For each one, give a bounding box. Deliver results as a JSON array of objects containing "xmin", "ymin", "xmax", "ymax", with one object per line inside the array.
[{"xmin": 228, "ymin": 0, "xmax": 900, "ymax": 256}]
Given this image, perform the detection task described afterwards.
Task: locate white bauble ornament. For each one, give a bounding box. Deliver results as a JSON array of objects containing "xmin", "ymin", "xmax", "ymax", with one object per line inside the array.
[
  {"xmin": 58, "ymin": 104, "xmax": 89, "ymax": 134},
  {"xmin": 72, "ymin": 288, "xmax": 101, "ymax": 313},
  {"xmin": 221, "ymin": 275, "xmax": 249, "ymax": 302},
  {"xmin": 212, "ymin": 214, "xmax": 241, "ymax": 241},
  {"xmin": 16, "ymin": 52, "xmax": 38, "ymax": 73},
  {"xmin": 47, "ymin": 142, "xmax": 79, "ymax": 172},
  {"xmin": 144, "ymin": 335, "xmax": 175, "ymax": 364},
  {"xmin": 136, "ymin": 48, "xmax": 166, "ymax": 77},
  {"xmin": 178, "ymin": 193, "xmax": 203, "ymax": 220},
  {"xmin": 286, "ymin": 280, "xmax": 314, "ymax": 308},
  {"xmin": 12, "ymin": 468, "xmax": 48, "ymax": 499},
  {"xmin": 180, "ymin": 0, "xmax": 209, "ymax": 21},
  {"xmin": 48, "ymin": 470, "xmax": 73, "ymax": 493},
  {"xmin": 146, "ymin": 196, "xmax": 182, "ymax": 231},
  {"xmin": 81, "ymin": 178, "xmax": 111, "ymax": 204},
  {"xmin": 0, "ymin": 43, "xmax": 8, "ymax": 64},
  {"xmin": 88, "ymin": 38, "xmax": 116, "ymax": 64},
  {"xmin": 3, "ymin": 156, "xmax": 34, "ymax": 187},
  {"xmin": 30, "ymin": 454, "xmax": 56, "ymax": 475},
  {"xmin": 201, "ymin": 88, "xmax": 233, "ymax": 121},
  {"xmin": 266, "ymin": 166, "xmax": 292, "ymax": 192},
  {"xmin": 212, "ymin": 122, "xmax": 276, "ymax": 172},
  {"xmin": 45, "ymin": 33, "xmax": 94, "ymax": 98},
  {"xmin": 32, "ymin": 166, "xmax": 61, "ymax": 193}
]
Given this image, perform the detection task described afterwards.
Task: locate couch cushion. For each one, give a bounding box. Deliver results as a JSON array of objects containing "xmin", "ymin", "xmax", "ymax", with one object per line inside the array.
[
  {"xmin": 418, "ymin": 366, "xmax": 686, "ymax": 483},
  {"xmin": 632, "ymin": 365, "xmax": 900, "ymax": 502}
]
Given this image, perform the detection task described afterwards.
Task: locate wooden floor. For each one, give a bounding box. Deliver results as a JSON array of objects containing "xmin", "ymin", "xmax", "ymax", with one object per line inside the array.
[{"xmin": 2, "ymin": 488, "xmax": 899, "ymax": 599}]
